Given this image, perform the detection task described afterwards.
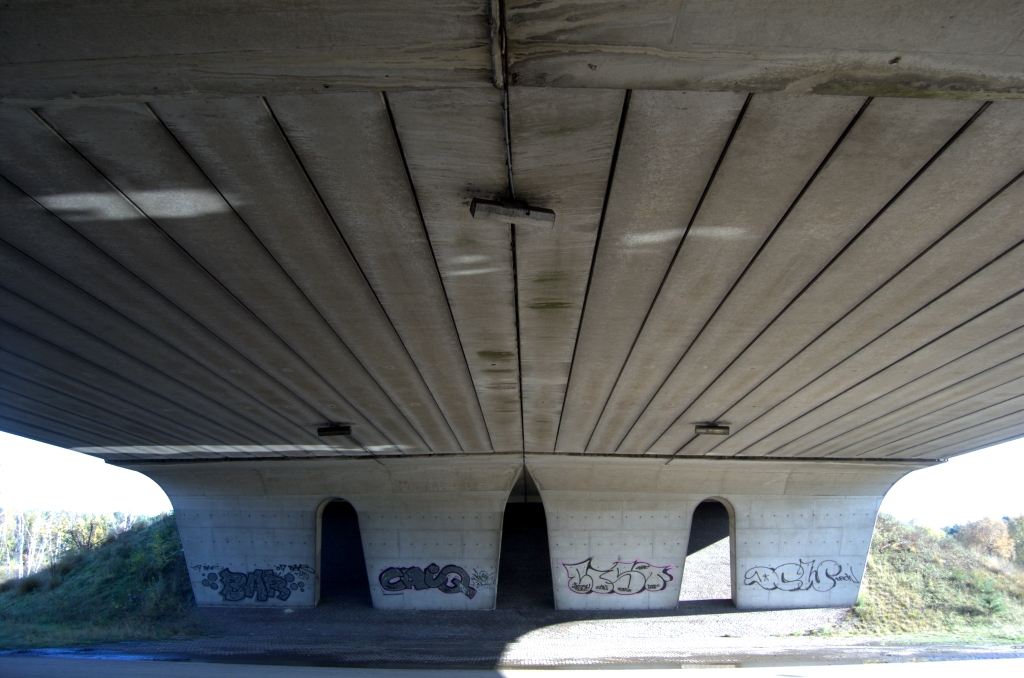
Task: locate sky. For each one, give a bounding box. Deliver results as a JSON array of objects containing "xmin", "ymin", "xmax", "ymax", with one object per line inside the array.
[
  {"xmin": 0, "ymin": 431, "xmax": 173, "ymax": 515},
  {"xmin": 0, "ymin": 430, "xmax": 1022, "ymax": 526}
]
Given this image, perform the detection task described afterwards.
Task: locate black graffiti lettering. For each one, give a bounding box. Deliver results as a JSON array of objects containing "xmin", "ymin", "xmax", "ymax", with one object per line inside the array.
[
  {"xmin": 245, "ymin": 569, "xmax": 269, "ymax": 601},
  {"xmin": 403, "ymin": 565, "xmax": 427, "ymax": 590},
  {"xmin": 743, "ymin": 559, "xmax": 861, "ymax": 592},
  {"xmin": 562, "ymin": 559, "xmax": 674, "ymax": 595},
  {"xmin": 377, "ymin": 563, "xmax": 479, "ymax": 599},
  {"xmin": 439, "ymin": 565, "xmax": 475, "ymax": 597},
  {"xmin": 266, "ymin": 573, "xmax": 292, "ymax": 600},
  {"xmin": 215, "ymin": 569, "xmax": 249, "ymax": 601},
  {"xmin": 204, "ymin": 567, "xmax": 301, "ymax": 602},
  {"xmin": 379, "ymin": 567, "xmax": 406, "ymax": 592},
  {"xmin": 425, "ymin": 563, "xmax": 445, "ymax": 588}
]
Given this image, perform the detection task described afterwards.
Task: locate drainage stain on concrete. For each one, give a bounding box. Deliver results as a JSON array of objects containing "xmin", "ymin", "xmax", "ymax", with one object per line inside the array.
[
  {"xmin": 533, "ymin": 271, "xmax": 568, "ymax": 284},
  {"xmin": 478, "ymin": 350, "xmax": 515, "ymax": 361},
  {"xmin": 529, "ymin": 300, "xmax": 572, "ymax": 309}
]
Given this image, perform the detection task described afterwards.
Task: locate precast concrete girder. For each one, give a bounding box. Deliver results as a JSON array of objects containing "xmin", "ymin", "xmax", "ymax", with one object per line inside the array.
[{"xmin": 4, "ymin": 86, "xmax": 1023, "ymax": 464}]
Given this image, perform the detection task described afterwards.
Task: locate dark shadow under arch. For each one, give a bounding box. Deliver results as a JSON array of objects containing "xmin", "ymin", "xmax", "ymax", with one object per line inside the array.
[
  {"xmin": 680, "ymin": 498, "xmax": 736, "ymax": 605},
  {"xmin": 317, "ymin": 499, "xmax": 371, "ymax": 607},
  {"xmin": 497, "ymin": 467, "xmax": 553, "ymax": 609}
]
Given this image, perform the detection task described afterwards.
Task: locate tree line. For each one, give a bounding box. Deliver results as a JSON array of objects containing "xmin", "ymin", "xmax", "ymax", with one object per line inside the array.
[
  {"xmin": 945, "ymin": 515, "xmax": 1024, "ymax": 564},
  {"xmin": 0, "ymin": 508, "xmax": 145, "ymax": 582}
]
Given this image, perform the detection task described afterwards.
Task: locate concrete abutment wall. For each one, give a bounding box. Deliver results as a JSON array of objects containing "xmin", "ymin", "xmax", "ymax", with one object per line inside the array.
[{"xmin": 124, "ymin": 455, "xmax": 932, "ymax": 611}]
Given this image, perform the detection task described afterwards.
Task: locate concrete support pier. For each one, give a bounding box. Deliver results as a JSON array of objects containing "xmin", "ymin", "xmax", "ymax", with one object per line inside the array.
[
  {"xmin": 526, "ymin": 456, "xmax": 931, "ymax": 611},
  {"xmin": 129, "ymin": 455, "xmax": 931, "ymax": 612},
  {"xmin": 129, "ymin": 456, "xmax": 521, "ymax": 610}
]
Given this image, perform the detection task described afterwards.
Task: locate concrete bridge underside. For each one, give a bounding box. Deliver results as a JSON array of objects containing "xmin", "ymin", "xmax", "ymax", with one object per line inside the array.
[{"xmin": 1, "ymin": 1, "xmax": 1022, "ymax": 611}]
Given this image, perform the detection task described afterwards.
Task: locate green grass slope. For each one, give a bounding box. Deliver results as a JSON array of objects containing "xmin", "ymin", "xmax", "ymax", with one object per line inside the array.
[
  {"xmin": 0, "ymin": 514, "xmax": 199, "ymax": 648},
  {"xmin": 843, "ymin": 514, "xmax": 1024, "ymax": 640}
]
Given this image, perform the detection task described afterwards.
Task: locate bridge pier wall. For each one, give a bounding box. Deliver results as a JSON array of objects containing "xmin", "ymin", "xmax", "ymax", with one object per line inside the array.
[
  {"xmin": 525, "ymin": 455, "xmax": 930, "ymax": 611},
  {"xmin": 127, "ymin": 454, "xmax": 929, "ymax": 612},
  {"xmin": 127, "ymin": 456, "xmax": 521, "ymax": 610}
]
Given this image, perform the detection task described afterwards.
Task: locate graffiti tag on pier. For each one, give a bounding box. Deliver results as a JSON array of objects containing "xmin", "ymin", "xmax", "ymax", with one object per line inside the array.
[
  {"xmin": 201, "ymin": 567, "xmax": 308, "ymax": 602},
  {"xmin": 743, "ymin": 559, "xmax": 860, "ymax": 592},
  {"xmin": 378, "ymin": 563, "xmax": 480, "ymax": 599},
  {"xmin": 562, "ymin": 558, "xmax": 674, "ymax": 595}
]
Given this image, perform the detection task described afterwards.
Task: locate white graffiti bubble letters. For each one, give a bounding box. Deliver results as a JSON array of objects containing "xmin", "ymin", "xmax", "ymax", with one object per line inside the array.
[
  {"xmin": 562, "ymin": 558, "xmax": 674, "ymax": 595},
  {"xmin": 743, "ymin": 559, "xmax": 860, "ymax": 592}
]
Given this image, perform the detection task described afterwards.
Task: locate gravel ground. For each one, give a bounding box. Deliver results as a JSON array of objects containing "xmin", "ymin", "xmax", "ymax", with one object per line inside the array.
[
  {"xmin": 3, "ymin": 600, "xmax": 1021, "ymax": 668},
  {"xmin": 679, "ymin": 539, "xmax": 732, "ymax": 601}
]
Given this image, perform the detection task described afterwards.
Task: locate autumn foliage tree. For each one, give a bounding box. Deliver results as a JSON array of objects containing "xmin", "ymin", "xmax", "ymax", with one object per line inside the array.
[{"xmin": 954, "ymin": 517, "xmax": 1015, "ymax": 560}]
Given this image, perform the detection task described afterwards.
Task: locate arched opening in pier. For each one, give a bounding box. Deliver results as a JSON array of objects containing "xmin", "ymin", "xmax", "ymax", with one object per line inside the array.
[
  {"xmin": 497, "ymin": 467, "xmax": 553, "ymax": 609},
  {"xmin": 679, "ymin": 498, "xmax": 736, "ymax": 606},
  {"xmin": 316, "ymin": 498, "xmax": 371, "ymax": 607}
]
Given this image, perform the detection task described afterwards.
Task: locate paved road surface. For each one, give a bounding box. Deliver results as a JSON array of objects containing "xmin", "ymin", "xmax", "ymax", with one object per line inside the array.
[{"xmin": 2, "ymin": 656, "xmax": 1023, "ymax": 677}]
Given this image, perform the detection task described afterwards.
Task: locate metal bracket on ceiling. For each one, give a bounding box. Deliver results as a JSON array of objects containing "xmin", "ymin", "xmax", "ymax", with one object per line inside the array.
[
  {"xmin": 317, "ymin": 423, "xmax": 352, "ymax": 437},
  {"xmin": 470, "ymin": 197, "xmax": 556, "ymax": 226}
]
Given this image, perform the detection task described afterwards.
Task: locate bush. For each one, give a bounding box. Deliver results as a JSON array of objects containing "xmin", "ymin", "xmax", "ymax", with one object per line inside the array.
[
  {"xmin": 846, "ymin": 514, "xmax": 1024, "ymax": 639},
  {"xmin": 955, "ymin": 517, "xmax": 1015, "ymax": 560},
  {"xmin": 16, "ymin": 577, "xmax": 43, "ymax": 595}
]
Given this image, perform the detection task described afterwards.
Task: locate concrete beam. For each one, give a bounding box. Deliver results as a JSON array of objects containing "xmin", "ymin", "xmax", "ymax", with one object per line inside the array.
[
  {"xmin": 669, "ymin": 101, "xmax": 1024, "ymax": 458},
  {"xmin": 506, "ymin": 0, "xmax": 1024, "ymax": 98},
  {"xmin": 739, "ymin": 324, "xmax": 1024, "ymax": 461},
  {"xmin": 0, "ymin": 1, "xmax": 495, "ymax": 104},
  {"xmin": 584, "ymin": 93, "xmax": 864, "ymax": 453},
  {"xmin": 4, "ymin": 2, "xmax": 1024, "ymax": 103},
  {"xmin": 265, "ymin": 92, "xmax": 493, "ymax": 452}
]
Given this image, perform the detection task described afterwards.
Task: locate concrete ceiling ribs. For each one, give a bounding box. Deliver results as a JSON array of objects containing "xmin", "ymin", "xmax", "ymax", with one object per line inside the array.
[{"xmin": 0, "ymin": 1, "xmax": 1022, "ymax": 464}]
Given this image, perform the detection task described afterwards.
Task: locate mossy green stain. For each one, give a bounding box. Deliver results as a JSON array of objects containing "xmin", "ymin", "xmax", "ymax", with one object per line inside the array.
[
  {"xmin": 477, "ymin": 350, "xmax": 514, "ymax": 361},
  {"xmin": 538, "ymin": 123, "xmax": 593, "ymax": 136},
  {"xmin": 534, "ymin": 271, "xmax": 567, "ymax": 284},
  {"xmin": 529, "ymin": 300, "xmax": 572, "ymax": 310}
]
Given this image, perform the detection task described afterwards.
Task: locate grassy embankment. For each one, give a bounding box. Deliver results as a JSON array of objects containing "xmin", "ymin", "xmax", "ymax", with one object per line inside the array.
[
  {"xmin": 0, "ymin": 514, "xmax": 199, "ymax": 648},
  {"xmin": 837, "ymin": 514, "xmax": 1024, "ymax": 641}
]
